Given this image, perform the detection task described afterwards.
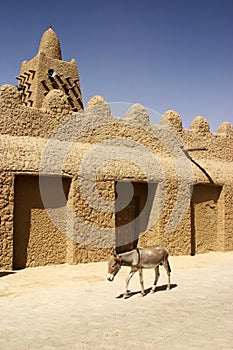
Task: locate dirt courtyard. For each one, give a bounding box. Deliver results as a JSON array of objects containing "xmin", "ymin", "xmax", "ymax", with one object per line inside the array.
[{"xmin": 0, "ymin": 251, "xmax": 233, "ymax": 350}]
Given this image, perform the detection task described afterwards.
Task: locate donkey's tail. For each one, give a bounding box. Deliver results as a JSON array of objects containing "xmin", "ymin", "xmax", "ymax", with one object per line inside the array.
[{"xmin": 167, "ymin": 259, "xmax": 171, "ymax": 273}]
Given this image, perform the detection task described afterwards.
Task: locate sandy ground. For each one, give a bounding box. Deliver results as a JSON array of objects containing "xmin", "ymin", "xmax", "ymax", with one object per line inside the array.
[{"xmin": 0, "ymin": 251, "xmax": 233, "ymax": 350}]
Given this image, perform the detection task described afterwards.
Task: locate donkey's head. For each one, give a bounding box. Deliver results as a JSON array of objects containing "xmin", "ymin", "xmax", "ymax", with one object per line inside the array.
[{"xmin": 107, "ymin": 252, "xmax": 122, "ymax": 282}]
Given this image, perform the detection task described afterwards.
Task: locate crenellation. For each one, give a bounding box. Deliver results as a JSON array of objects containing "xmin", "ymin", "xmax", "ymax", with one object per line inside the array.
[
  {"xmin": 161, "ymin": 109, "xmax": 183, "ymax": 132},
  {"xmin": 190, "ymin": 116, "xmax": 210, "ymax": 134},
  {"xmin": 217, "ymin": 121, "xmax": 233, "ymax": 135},
  {"xmin": 125, "ymin": 103, "xmax": 150, "ymax": 124}
]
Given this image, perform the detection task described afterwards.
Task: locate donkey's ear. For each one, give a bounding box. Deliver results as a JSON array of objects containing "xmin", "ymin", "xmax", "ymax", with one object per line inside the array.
[{"xmin": 111, "ymin": 247, "xmax": 117, "ymax": 257}]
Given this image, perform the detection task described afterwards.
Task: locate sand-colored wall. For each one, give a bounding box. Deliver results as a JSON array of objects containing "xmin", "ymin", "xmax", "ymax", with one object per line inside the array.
[{"xmin": 0, "ymin": 86, "xmax": 232, "ymax": 269}]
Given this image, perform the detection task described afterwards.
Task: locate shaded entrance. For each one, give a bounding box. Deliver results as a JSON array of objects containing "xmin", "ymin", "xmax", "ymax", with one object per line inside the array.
[
  {"xmin": 191, "ymin": 184, "xmax": 222, "ymax": 255},
  {"xmin": 13, "ymin": 175, "xmax": 71, "ymax": 269},
  {"xmin": 115, "ymin": 181, "xmax": 157, "ymax": 253}
]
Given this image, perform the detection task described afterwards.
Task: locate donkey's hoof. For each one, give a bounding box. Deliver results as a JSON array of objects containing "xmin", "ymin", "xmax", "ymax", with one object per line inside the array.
[
  {"xmin": 140, "ymin": 292, "xmax": 146, "ymax": 297},
  {"xmin": 150, "ymin": 288, "xmax": 156, "ymax": 294},
  {"xmin": 167, "ymin": 285, "xmax": 171, "ymax": 290},
  {"xmin": 123, "ymin": 292, "xmax": 130, "ymax": 299}
]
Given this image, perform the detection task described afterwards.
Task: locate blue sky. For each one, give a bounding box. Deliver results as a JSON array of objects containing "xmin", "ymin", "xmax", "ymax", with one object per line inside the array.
[{"xmin": 0, "ymin": 0, "xmax": 232, "ymax": 131}]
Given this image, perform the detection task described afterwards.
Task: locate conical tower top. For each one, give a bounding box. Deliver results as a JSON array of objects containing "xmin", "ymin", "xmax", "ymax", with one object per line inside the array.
[{"xmin": 38, "ymin": 27, "xmax": 62, "ymax": 59}]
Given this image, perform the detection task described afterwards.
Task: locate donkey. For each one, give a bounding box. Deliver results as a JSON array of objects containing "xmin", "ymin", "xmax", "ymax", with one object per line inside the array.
[{"xmin": 107, "ymin": 245, "xmax": 171, "ymax": 297}]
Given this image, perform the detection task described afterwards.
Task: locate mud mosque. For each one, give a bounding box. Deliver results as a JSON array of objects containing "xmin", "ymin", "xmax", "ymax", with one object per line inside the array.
[{"xmin": 0, "ymin": 28, "xmax": 232, "ymax": 270}]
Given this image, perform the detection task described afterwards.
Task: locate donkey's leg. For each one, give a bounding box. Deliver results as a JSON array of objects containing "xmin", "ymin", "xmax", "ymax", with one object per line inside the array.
[
  {"xmin": 138, "ymin": 269, "xmax": 145, "ymax": 296},
  {"xmin": 163, "ymin": 259, "xmax": 171, "ymax": 290},
  {"xmin": 151, "ymin": 265, "xmax": 160, "ymax": 293},
  {"xmin": 124, "ymin": 269, "xmax": 136, "ymax": 297}
]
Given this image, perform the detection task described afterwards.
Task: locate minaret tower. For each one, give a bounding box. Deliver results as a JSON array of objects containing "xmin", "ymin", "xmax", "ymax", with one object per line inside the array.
[{"xmin": 16, "ymin": 27, "xmax": 83, "ymax": 111}]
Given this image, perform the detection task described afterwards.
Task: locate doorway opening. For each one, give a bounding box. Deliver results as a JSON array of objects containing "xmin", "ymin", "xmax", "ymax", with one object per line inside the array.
[
  {"xmin": 13, "ymin": 175, "xmax": 71, "ymax": 269},
  {"xmin": 191, "ymin": 183, "xmax": 222, "ymax": 255},
  {"xmin": 115, "ymin": 181, "xmax": 157, "ymax": 253}
]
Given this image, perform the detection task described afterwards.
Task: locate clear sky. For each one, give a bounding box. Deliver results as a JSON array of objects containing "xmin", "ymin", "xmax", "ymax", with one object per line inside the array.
[{"xmin": 0, "ymin": 0, "xmax": 232, "ymax": 131}]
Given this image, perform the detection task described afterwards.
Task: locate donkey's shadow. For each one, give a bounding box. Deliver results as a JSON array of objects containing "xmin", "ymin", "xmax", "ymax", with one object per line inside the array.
[
  {"xmin": 0, "ymin": 271, "xmax": 16, "ymax": 278},
  {"xmin": 116, "ymin": 283, "xmax": 177, "ymax": 299}
]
